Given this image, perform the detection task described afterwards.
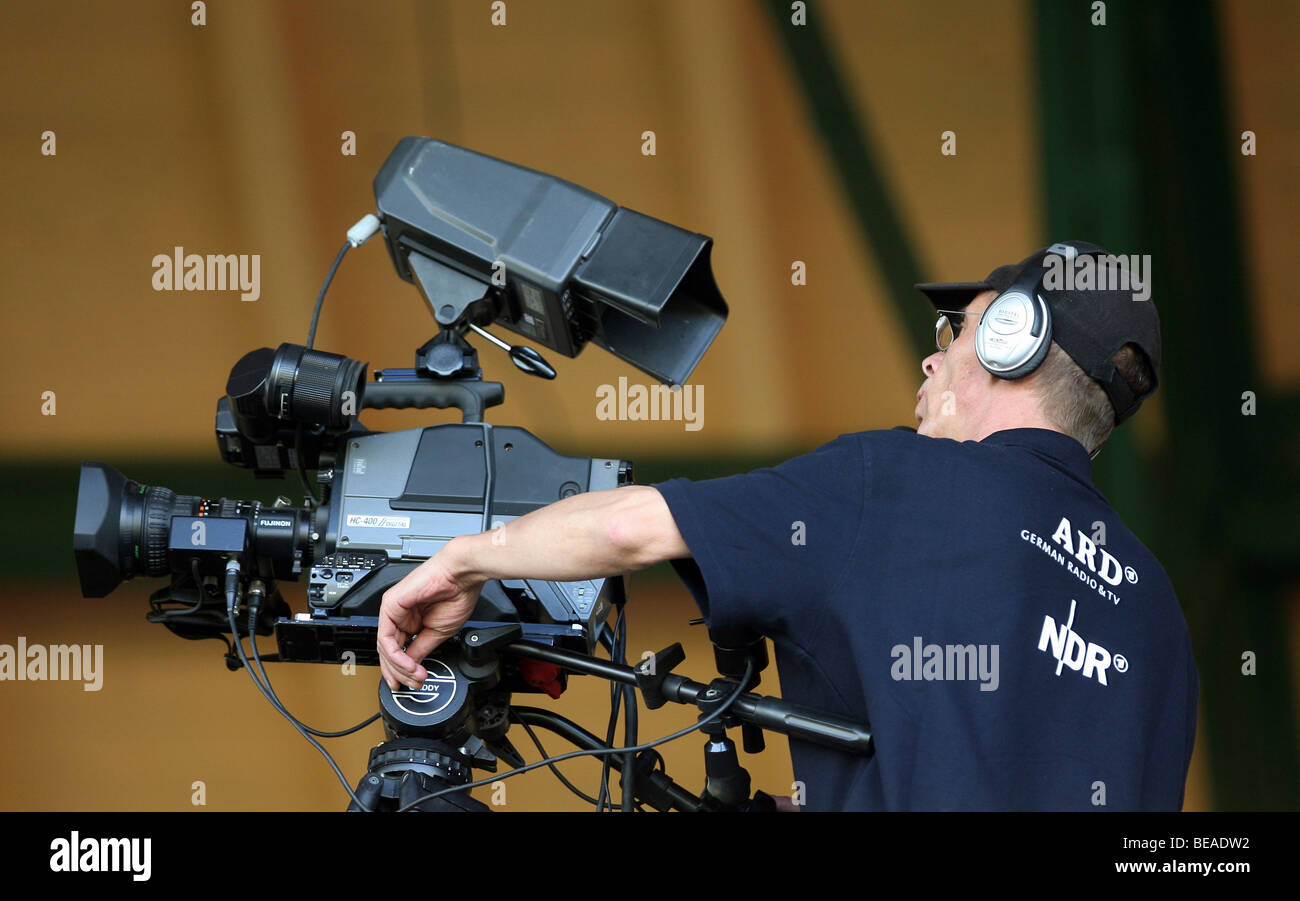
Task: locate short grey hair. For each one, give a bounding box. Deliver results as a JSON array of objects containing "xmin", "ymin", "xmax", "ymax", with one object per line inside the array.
[{"xmin": 1032, "ymin": 342, "xmax": 1156, "ymax": 453}]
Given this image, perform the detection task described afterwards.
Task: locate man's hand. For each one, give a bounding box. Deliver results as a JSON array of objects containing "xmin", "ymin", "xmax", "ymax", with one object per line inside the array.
[
  {"xmin": 374, "ymin": 485, "xmax": 689, "ymax": 690},
  {"xmin": 377, "ymin": 543, "xmax": 484, "ymax": 691}
]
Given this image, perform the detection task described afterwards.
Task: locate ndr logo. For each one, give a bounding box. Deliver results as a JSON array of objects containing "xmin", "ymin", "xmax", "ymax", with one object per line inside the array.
[{"xmin": 1038, "ymin": 599, "xmax": 1127, "ymax": 686}]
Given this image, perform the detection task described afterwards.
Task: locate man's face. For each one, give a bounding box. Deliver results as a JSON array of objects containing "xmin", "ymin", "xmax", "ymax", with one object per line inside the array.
[{"xmin": 915, "ymin": 290, "xmax": 997, "ymax": 440}]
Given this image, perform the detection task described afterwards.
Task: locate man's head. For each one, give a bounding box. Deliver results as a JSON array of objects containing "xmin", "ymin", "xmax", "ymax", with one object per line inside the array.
[
  {"xmin": 915, "ymin": 289, "xmax": 1065, "ymax": 445},
  {"xmin": 913, "ymin": 242, "xmax": 1160, "ymax": 454}
]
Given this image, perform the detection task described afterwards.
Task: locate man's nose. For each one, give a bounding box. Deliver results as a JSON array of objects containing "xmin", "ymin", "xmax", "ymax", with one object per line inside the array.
[{"xmin": 921, "ymin": 351, "xmax": 943, "ymax": 378}]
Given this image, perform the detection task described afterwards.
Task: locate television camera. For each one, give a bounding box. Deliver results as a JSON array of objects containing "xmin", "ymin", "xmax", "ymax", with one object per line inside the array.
[{"xmin": 73, "ymin": 138, "xmax": 871, "ymax": 811}]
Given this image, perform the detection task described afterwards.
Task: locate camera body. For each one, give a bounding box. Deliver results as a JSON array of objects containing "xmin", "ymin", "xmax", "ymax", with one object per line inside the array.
[
  {"xmin": 278, "ymin": 418, "xmax": 628, "ymax": 663},
  {"xmin": 74, "ymin": 135, "xmax": 726, "ymax": 691},
  {"xmin": 76, "ymin": 375, "xmax": 631, "ymax": 667}
]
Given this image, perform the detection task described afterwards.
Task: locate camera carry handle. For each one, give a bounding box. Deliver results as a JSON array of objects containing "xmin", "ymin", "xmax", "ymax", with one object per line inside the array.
[{"xmin": 363, "ymin": 377, "xmax": 503, "ymax": 423}]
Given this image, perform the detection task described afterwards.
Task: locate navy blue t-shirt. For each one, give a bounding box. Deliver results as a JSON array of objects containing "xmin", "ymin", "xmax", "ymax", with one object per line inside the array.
[{"xmin": 651, "ymin": 428, "xmax": 1198, "ymax": 811}]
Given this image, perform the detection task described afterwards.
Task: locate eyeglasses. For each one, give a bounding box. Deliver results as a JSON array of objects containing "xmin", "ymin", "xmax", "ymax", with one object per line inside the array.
[{"xmin": 934, "ymin": 309, "xmax": 977, "ymax": 352}]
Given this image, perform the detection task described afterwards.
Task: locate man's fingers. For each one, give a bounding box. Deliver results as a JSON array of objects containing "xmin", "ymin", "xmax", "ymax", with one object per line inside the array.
[
  {"xmin": 379, "ymin": 632, "xmax": 414, "ymax": 671},
  {"xmin": 376, "ymin": 558, "xmax": 461, "ymax": 689},
  {"xmin": 402, "ymin": 629, "xmax": 448, "ymax": 673},
  {"xmin": 378, "ymin": 654, "xmax": 400, "ymax": 690},
  {"xmin": 378, "ymin": 610, "xmax": 414, "ymax": 663},
  {"xmin": 378, "ymin": 657, "xmax": 397, "ymax": 691},
  {"xmin": 379, "ymin": 583, "xmax": 428, "ymax": 633},
  {"xmin": 378, "ymin": 631, "xmax": 425, "ymax": 688},
  {"xmin": 380, "ymin": 656, "xmax": 407, "ymax": 692}
]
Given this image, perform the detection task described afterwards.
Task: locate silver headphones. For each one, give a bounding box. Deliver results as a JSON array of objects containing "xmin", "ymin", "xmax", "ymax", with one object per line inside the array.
[
  {"xmin": 973, "ymin": 243, "xmax": 1105, "ymax": 459},
  {"xmin": 974, "ymin": 242, "xmax": 1076, "ymax": 379}
]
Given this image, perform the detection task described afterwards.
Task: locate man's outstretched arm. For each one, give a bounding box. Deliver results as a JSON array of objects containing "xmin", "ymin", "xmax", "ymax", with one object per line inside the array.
[{"xmin": 377, "ymin": 484, "xmax": 687, "ymax": 690}]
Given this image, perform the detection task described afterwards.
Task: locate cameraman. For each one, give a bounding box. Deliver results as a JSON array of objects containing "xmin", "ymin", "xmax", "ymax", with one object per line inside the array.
[{"xmin": 377, "ymin": 241, "xmax": 1198, "ymax": 812}]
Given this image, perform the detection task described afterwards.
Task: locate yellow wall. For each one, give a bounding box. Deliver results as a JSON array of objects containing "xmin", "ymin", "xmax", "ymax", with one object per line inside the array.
[{"xmin": 2, "ymin": 0, "xmax": 1296, "ymax": 810}]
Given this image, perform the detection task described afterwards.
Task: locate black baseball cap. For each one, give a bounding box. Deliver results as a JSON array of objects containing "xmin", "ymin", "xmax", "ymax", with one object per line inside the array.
[{"xmin": 914, "ymin": 240, "xmax": 1160, "ymax": 424}]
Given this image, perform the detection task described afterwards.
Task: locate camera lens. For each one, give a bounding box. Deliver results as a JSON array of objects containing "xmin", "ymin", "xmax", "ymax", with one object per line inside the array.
[
  {"xmin": 223, "ymin": 344, "xmax": 367, "ymax": 463},
  {"xmin": 73, "ymin": 462, "xmax": 200, "ymax": 597},
  {"xmin": 74, "ymin": 462, "xmax": 318, "ymax": 598},
  {"xmin": 266, "ymin": 343, "xmax": 367, "ymax": 431}
]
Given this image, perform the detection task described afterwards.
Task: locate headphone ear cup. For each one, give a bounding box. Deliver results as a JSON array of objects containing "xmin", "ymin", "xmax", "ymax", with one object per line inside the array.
[{"xmin": 976, "ymin": 292, "xmax": 1052, "ymax": 379}]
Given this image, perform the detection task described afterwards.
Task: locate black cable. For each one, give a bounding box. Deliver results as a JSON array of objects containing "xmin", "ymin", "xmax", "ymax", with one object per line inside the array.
[
  {"xmin": 597, "ymin": 605, "xmax": 625, "ymax": 810},
  {"xmin": 169, "ymin": 557, "xmax": 207, "ymax": 615},
  {"xmin": 605, "ymin": 599, "xmax": 637, "ymax": 813},
  {"xmin": 597, "ymin": 614, "xmax": 622, "ymax": 810},
  {"xmin": 295, "ymin": 239, "xmax": 351, "ymax": 507},
  {"xmin": 396, "ymin": 659, "xmax": 756, "ymax": 812},
  {"xmin": 223, "ymin": 576, "xmax": 370, "ymax": 811},
  {"xmin": 620, "ymin": 681, "xmax": 637, "ymax": 812},
  {"xmin": 148, "ymin": 575, "xmax": 236, "ymax": 661},
  {"xmin": 614, "ymin": 577, "xmax": 637, "ymax": 813},
  {"xmin": 294, "ymin": 424, "xmax": 321, "ymax": 508},
  {"xmin": 512, "ymin": 711, "xmax": 601, "ymax": 807},
  {"xmin": 216, "ymin": 231, "xmax": 376, "ymax": 806},
  {"xmin": 307, "ymin": 241, "xmax": 350, "ymax": 350},
  {"xmin": 246, "ymin": 611, "xmax": 380, "ymax": 738},
  {"xmin": 156, "ymin": 557, "xmax": 208, "ymax": 618}
]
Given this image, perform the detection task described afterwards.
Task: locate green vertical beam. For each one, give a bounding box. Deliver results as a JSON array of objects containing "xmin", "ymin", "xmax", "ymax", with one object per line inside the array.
[
  {"xmin": 1036, "ymin": 0, "xmax": 1149, "ymax": 536},
  {"xmin": 1036, "ymin": 0, "xmax": 1299, "ymax": 809}
]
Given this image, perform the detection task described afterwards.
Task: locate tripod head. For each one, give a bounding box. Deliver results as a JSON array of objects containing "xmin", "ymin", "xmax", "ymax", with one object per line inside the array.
[{"xmin": 349, "ymin": 624, "xmax": 526, "ymax": 812}]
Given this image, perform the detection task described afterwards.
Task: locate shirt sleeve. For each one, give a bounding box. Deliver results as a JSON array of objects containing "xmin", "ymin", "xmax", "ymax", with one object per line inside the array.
[{"xmin": 649, "ymin": 433, "xmax": 867, "ymax": 642}]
